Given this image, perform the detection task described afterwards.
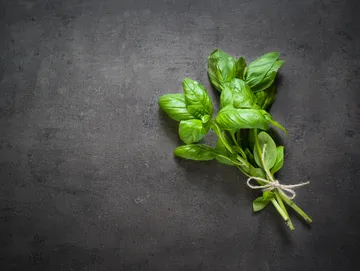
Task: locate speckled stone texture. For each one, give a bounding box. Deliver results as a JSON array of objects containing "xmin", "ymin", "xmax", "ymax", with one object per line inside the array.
[{"xmin": 0, "ymin": 0, "xmax": 359, "ymax": 270}]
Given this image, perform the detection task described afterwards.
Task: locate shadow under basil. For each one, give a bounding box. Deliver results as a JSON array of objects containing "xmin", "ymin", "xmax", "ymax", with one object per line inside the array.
[
  {"xmin": 158, "ymin": 108, "xmax": 183, "ymax": 146},
  {"xmin": 175, "ymin": 156, "xmax": 255, "ymax": 200}
]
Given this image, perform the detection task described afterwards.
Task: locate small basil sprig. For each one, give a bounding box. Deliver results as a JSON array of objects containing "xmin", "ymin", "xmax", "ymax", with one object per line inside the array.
[
  {"xmin": 159, "ymin": 78, "xmax": 213, "ymax": 145},
  {"xmin": 158, "ymin": 49, "xmax": 312, "ymax": 231}
]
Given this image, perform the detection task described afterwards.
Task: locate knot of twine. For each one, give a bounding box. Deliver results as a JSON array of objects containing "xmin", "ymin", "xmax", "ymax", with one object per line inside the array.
[
  {"xmin": 246, "ymin": 177, "xmax": 310, "ymax": 199},
  {"xmin": 246, "ymin": 144, "xmax": 309, "ymax": 200}
]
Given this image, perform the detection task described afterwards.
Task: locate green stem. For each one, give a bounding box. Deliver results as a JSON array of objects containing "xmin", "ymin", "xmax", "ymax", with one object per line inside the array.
[
  {"xmin": 236, "ymin": 166, "xmax": 251, "ymax": 178},
  {"xmin": 210, "ymin": 120, "xmax": 234, "ymax": 154},
  {"xmin": 213, "ymin": 124, "xmax": 310, "ymax": 227},
  {"xmin": 230, "ymin": 132, "xmax": 239, "ymax": 148},
  {"xmin": 236, "ymin": 130, "xmax": 241, "ymax": 144},
  {"xmin": 253, "ymin": 129, "xmax": 262, "ymax": 162},
  {"xmin": 231, "ymin": 132, "xmax": 246, "ymax": 158},
  {"xmin": 211, "ymin": 120, "xmax": 251, "ymax": 176},
  {"xmin": 280, "ymin": 193, "xmax": 312, "ymax": 224},
  {"xmin": 265, "ymin": 165, "xmax": 294, "ymax": 229},
  {"xmin": 270, "ymin": 199, "xmax": 288, "ymax": 222},
  {"xmin": 253, "ymin": 128, "xmax": 295, "ymax": 228},
  {"xmin": 275, "ymin": 191, "xmax": 294, "ymax": 230}
]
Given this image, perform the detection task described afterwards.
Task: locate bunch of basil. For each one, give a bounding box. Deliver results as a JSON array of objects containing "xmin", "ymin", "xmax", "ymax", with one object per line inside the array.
[{"xmin": 158, "ymin": 50, "xmax": 311, "ymax": 230}]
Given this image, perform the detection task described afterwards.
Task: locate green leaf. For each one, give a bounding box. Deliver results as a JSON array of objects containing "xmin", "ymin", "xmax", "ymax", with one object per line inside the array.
[
  {"xmin": 262, "ymin": 191, "xmax": 275, "ymax": 201},
  {"xmin": 216, "ymin": 108, "xmax": 269, "ymax": 131},
  {"xmin": 262, "ymin": 111, "xmax": 286, "ymax": 132},
  {"xmin": 254, "ymin": 131, "xmax": 277, "ymax": 170},
  {"xmin": 158, "ymin": 94, "xmax": 194, "ymax": 121},
  {"xmin": 225, "ymin": 79, "xmax": 256, "ymax": 109},
  {"xmin": 253, "ymin": 197, "xmax": 270, "ymax": 212},
  {"xmin": 215, "ymin": 136, "xmax": 230, "ymax": 155},
  {"xmin": 220, "ymin": 86, "xmax": 234, "ymax": 109},
  {"xmin": 254, "ymin": 83, "xmax": 277, "ymax": 110},
  {"xmin": 174, "ymin": 144, "xmax": 217, "ymax": 161},
  {"xmin": 262, "ymin": 83, "xmax": 277, "ymax": 110},
  {"xmin": 182, "ymin": 78, "xmax": 213, "ymax": 118},
  {"xmin": 254, "ymin": 91, "xmax": 267, "ymax": 109},
  {"xmin": 216, "ymin": 154, "xmax": 238, "ymax": 166},
  {"xmin": 249, "ymin": 165, "xmax": 266, "ymax": 178},
  {"xmin": 247, "ymin": 129, "xmax": 257, "ymax": 152},
  {"xmin": 271, "ymin": 146, "xmax": 284, "ymax": 174},
  {"xmin": 201, "ymin": 114, "xmax": 210, "ymax": 124},
  {"xmin": 250, "ymin": 60, "xmax": 284, "ymax": 92},
  {"xmin": 236, "ymin": 57, "xmax": 247, "ymax": 80},
  {"xmin": 178, "ymin": 119, "xmax": 209, "ymax": 144},
  {"xmin": 207, "ymin": 49, "xmax": 238, "ymax": 92},
  {"xmin": 245, "ymin": 52, "xmax": 280, "ymax": 91},
  {"xmin": 232, "ymin": 145, "xmax": 244, "ymax": 155}
]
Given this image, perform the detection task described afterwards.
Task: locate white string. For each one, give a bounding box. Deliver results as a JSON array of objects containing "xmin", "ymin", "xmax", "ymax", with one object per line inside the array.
[
  {"xmin": 246, "ymin": 144, "xmax": 310, "ymax": 200},
  {"xmin": 246, "ymin": 177, "xmax": 310, "ymax": 199}
]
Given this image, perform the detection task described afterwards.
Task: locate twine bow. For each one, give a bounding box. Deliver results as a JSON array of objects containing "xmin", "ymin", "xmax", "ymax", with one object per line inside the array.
[
  {"xmin": 246, "ymin": 177, "xmax": 309, "ymax": 199},
  {"xmin": 246, "ymin": 144, "xmax": 309, "ymax": 200}
]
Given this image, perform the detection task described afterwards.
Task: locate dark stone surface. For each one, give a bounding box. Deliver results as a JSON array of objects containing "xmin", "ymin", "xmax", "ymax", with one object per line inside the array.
[{"xmin": 0, "ymin": 0, "xmax": 359, "ymax": 270}]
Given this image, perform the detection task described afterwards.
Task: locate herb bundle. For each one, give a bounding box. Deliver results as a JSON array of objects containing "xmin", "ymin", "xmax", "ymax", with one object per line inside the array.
[{"xmin": 158, "ymin": 49, "xmax": 311, "ymax": 230}]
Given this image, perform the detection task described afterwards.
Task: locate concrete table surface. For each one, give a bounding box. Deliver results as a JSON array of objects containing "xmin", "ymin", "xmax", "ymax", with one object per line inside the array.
[{"xmin": 1, "ymin": 0, "xmax": 359, "ymax": 270}]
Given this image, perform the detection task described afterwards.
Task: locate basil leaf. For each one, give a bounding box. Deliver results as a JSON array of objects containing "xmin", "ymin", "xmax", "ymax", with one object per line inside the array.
[
  {"xmin": 201, "ymin": 114, "xmax": 210, "ymax": 124},
  {"xmin": 174, "ymin": 144, "xmax": 217, "ymax": 161},
  {"xmin": 216, "ymin": 108, "xmax": 269, "ymax": 131},
  {"xmin": 254, "ymin": 83, "xmax": 277, "ymax": 110},
  {"xmin": 215, "ymin": 137, "xmax": 230, "ymax": 155},
  {"xmin": 228, "ymin": 78, "xmax": 250, "ymax": 94},
  {"xmin": 158, "ymin": 94, "xmax": 194, "ymax": 121},
  {"xmin": 225, "ymin": 79, "xmax": 256, "ymax": 109},
  {"xmin": 232, "ymin": 145, "xmax": 244, "ymax": 155},
  {"xmin": 220, "ymin": 86, "xmax": 234, "ymax": 109},
  {"xmin": 178, "ymin": 119, "xmax": 209, "ymax": 144},
  {"xmin": 262, "ymin": 191, "xmax": 274, "ymax": 201},
  {"xmin": 253, "ymin": 197, "xmax": 270, "ymax": 212},
  {"xmin": 254, "ymin": 131, "xmax": 277, "ymax": 170},
  {"xmin": 254, "ymin": 91, "xmax": 267, "ymax": 109},
  {"xmin": 216, "ymin": 154, "xmax": 238, "ymax": 166},
  {"xmin": 248, "ymin": 129, "xmax": 257, "ymax": 152},
  {"xmin": 207, "ymin": 49, "xmax": 238, "ymax": 92},
  {"xmin": 245, "ymin": 52, "xmax": 280, "ymax": 90},
  {"xmin": 249, "ymin": 165, "xmax": 266, "ymax": 178},
  {"xmin": 250, "ymin": 60, "xmax": 284, "ymax": 92},
  {"xmin": 262, "ymin": 111, "xmax": 286, "ymax": 132},
  {"xmin": 236, "ymin": 57, "xmax": 247, "ymax": 80},
  {"xmin": 202, "ymin": 118, "xmax": 211, "ymax": 135},
  {"xmin": 271, "ymin": 146, "xmax": 284, "ymax": 174},
  {"xmin": 262, "ymin": 83, "xmax": 277, "ymax": 110},
  {"xmin": 182, "ymin": 78, "xmax": 213, "ymax": 118}
]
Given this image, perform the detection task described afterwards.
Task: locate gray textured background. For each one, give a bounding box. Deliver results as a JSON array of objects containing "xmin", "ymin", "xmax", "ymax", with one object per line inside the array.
[{"xmin": 1, "ymin": 0, "xmax": 360, "ymax": 270}]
